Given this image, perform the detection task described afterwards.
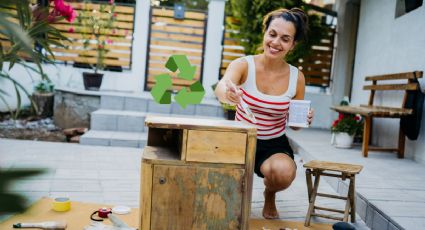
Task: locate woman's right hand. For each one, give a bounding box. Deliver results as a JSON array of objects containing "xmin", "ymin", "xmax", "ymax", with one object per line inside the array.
[{"xmin": 225, "ymin": 79, "xmax": 243, "ymax": 105}]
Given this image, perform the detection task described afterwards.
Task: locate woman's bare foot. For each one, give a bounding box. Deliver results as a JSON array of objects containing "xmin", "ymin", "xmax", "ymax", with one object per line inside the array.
[{"xmin": 262, "ymin": 189, "xmax": 279, "ymax": 219}]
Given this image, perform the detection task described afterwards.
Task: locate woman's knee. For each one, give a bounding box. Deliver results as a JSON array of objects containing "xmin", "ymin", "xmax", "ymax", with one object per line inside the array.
[{"xmin": 261, "ymin": 154, "xmax": 296, "ymax": 189}]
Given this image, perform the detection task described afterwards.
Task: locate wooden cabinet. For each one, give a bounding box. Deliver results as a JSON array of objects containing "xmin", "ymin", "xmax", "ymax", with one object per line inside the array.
[{"xmin": 140, "ymin": 116, "xmax": 256, "ymax": 230}]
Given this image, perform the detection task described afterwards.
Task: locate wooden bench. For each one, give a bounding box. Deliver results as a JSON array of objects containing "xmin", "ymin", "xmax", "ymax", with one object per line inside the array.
[
  {"xmin": 303, "ymin": 160, "xmax": 363, "ymax": 226},
  {"xmin": 332, "ymin": 71, "xmax": 423, "ymax": 158}
]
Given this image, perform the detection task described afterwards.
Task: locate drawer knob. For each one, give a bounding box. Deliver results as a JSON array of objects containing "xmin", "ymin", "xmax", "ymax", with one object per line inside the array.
[{"xmin": 159, "ymin": 177, "xmax": 166, "ymax": 184}]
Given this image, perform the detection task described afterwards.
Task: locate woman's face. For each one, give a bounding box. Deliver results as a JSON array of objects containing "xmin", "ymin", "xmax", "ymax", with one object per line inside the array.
[{"xmin": 263, "ymin": 17, "xmax": 296, "ymax": 60}]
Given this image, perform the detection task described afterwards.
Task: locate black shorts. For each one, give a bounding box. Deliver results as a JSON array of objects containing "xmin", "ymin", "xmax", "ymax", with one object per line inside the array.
[{"xmin": 254, "ymin": 134, "xmax": 295, "ymax": 178}]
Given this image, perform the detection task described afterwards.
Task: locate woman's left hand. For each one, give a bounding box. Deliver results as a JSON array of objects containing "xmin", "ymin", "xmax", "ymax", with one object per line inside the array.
[{"xmin": 307, "ymin": 108, "xmax": 314, "ymax": 127}]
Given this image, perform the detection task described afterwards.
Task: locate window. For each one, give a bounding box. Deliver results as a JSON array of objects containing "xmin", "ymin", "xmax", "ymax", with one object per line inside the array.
[{"xmin": 395, "ymin": 0, "xmax": 423, "ymax": 18}]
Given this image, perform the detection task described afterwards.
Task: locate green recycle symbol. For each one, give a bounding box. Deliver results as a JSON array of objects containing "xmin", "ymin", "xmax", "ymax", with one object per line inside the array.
[{"xmin": 150, "ymin": 54, "xmax": 205, "ymax": 108}]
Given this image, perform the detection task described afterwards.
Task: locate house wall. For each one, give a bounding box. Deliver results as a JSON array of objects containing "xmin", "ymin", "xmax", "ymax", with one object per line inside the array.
[{"xmin": 352, "ymin": 0, "xmax": 425, "ymax": 163}]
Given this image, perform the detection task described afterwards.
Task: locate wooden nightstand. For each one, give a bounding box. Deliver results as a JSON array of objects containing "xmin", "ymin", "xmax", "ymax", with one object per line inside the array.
[{"xmin": 140, "ymin": 116, "xmax": 256, "ymax": 230}]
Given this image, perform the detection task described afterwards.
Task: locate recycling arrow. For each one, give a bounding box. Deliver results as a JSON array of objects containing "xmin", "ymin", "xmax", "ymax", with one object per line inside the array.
[
  {"xmin": 165, "ymin": 54, "xmax": 197, "ymax": 80},
  {"xmin": 150, "ymin": 74, "xmax": 172, "ymax": 104},
  {"xmin": 174, "ymin": 81, "xmax": 205, "ymax": 108}
]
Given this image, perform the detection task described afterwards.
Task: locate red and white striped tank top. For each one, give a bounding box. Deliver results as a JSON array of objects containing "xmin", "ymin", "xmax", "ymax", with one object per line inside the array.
[{"xmin": 235, "ymin": 55, "xmax": 299, "ymax": 140}]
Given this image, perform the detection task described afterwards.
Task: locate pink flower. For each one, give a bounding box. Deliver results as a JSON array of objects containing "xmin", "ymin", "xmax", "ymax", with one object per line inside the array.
[
  {"xmin": 112, "ymin": 29, "xmax": 117, "ymax": 34},
  {"xmin": 338, "ymin": 113, "xmax": 344, "ymax": 120},
  {"xmin": 106, "ymin": 39, "xmax": 113, "ymax": 44},
  {"xmin": 354, "ymin": 115, "xmax": 361, "ymax": 121},
  {"xmin": 109, "ymin": 0, "xmax": 115, "ymax": 4},
  {"xmin": 113, "ymin": 12, "xmax": 118, "ymax": 18},
  {"xmin": 68, "ymin": 27, "xmax": 74, "ymax": 33},
  {"xmin": 98, "ymin": 44, "xmax": 104, "ymax": 49},
  {"xmin": 52, "ymin": 0, "xmax": 77, "ymax": 23}
]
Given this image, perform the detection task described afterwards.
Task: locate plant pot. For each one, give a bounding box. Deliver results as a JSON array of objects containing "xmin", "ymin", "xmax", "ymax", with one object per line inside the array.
[
  {"xmin": 83, "ymin": 72, "xmax": 103, "ymax": 91},
  {"xmin": 331, "ymin": 132, "xmax": 354, "ymax": 149},
  {"xmin": 32, "ymin": 92, "xmax": 54, "ymax": 118},
  {"xmin": 224, "ymin": 109, "xmax": 236, "ymax": 120}
]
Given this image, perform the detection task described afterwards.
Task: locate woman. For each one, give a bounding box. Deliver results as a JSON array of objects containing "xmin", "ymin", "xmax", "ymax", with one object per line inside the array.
[{"xmin": 214, "ymin": 8, "xmax": 313, "ymax": 219}]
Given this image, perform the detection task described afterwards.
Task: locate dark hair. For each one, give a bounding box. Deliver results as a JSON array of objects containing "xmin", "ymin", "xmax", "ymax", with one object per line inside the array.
[{"xmin": 262, "ymin": 8, "xmax": 308, "ymax": 42}]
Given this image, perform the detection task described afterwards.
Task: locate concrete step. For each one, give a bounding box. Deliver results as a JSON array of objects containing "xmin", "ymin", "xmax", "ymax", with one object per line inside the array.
[
  {"xmin": 90, "ymin": 109, "xmax": 147, "ymax": 132},
  {"xmin": 80, "ymin": 130, "xmax": 147, "ymax": 148}
]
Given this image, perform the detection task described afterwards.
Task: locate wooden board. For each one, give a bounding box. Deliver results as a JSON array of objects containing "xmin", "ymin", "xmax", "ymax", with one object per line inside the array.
[
  {"xmin": 150, "ymin": 165, "xmax": 244, "ymax": 230},
  {"xmin": 303, "ymin": 160, "xmax": 363, "ymax": 174},
  {"xmin": 186, "ymin": 130, "xmax": 247, "ymax": 164},
  {"xmin": 144, "ymin": 115, "xmax": 257, "ymax": 133},
  {"xmin": 331, "ymin": 105, "xmax": 413, "ymax": 117}
]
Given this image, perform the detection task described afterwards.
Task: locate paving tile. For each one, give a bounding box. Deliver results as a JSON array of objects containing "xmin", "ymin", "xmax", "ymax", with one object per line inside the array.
[
  {"xmin": 372, "ymin": 211, "xmax": 389, "ymax": 230},
  {"xmin": 356, "ymin": 196, "xmax": 369, "ymax": 221}
]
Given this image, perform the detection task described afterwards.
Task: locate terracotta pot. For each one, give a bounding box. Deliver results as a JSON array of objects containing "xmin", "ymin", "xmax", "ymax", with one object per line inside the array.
[
  {"xmin": 83, "ymin": 72, "xmax": 103, "ymax": 91},
  {"xmin": 331, "ymin": 132, "xmax": 354, "ymax": 148}
]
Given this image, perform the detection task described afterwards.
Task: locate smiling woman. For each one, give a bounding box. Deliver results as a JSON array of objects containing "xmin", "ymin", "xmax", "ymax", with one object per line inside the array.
[{"xmin": 214, "ymin": 8, "xmax": 314, "ymax": 220}]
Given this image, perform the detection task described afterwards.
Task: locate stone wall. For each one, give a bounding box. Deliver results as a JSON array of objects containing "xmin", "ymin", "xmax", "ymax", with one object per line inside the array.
[{"xmin": 54, "ymin": 89, "xmax": 100, "ymax": 129}]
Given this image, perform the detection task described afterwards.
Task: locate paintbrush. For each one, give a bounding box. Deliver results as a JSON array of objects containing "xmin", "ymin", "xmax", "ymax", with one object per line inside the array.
[
  {"xmin": 226, "ymin": 80, "xmax": 257, "ymax": 124},
  {"xmin": 13, "ymin": 221, "xmax": 67, "ymax": 230}
]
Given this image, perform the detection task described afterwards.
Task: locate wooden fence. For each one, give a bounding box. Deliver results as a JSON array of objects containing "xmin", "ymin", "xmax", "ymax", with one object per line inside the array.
[
  {"xmin": 145, "ymin": 7, "xmax": 207, "ymax": 91},
  {"xmin": 48, "ymin": 2, "xmax": 135, "ymax": 70},
  {"xmin": 219, "ymin": 16, "xmax": 336, "ymax": 89},
  {"xmin": 294, "ymin": 27, "xmax": 335, "ymax": 88}
]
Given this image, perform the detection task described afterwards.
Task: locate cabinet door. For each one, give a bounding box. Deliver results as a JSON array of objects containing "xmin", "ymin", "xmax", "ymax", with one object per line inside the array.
[{"xmin": 151, "ymin": 165, "xmax": 244, "ymax": 230}]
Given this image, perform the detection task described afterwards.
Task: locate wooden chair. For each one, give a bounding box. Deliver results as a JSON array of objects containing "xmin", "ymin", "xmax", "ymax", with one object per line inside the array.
[
  {"xmin": 332, "ymin": 71, "xmax": 423, "ymax": 158},
  {"xmin": 303, "ymin": 160, "xmax": 363, "ymax": 226}
]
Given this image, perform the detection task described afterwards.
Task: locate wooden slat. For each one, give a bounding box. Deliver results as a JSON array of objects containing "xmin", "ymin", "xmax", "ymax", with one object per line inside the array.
[
  {"xmin": 303, "ymin": 70, "xmax": 330, "ymax": 77},
  {"xmin": 303, "ymin": 160, "xmax": 363, "ymax": 174},
  {"xmin": 149, "ymin": 47, "xmax": 202, "ymax": 57},
  {"xmin": 68, "ymin": 2, "xmax": 134, "ymax": 14},
  {"xmin": 60, "ymin": 33, "xmax": 132, "ymax": 43},
  {"xmin": 152, "ymin": 16, "xmax": 205, "ymax": 27},
  {"xmin": 150, "ymin": 40, "xmax": 203, "ymax": 49},
  {"xmin": 51, "ymin": 55, "xmax": 130, "ymax": 67},
  {"xmin": 365, "ymin": 71, "xmax": 423, "ymax": 81},
  {"xmin": 316, "ymin": 193, "xmax": 347, "ymax": 200},
  {"xmin": 150, "ymin": 32, "xmax": 203, "ymax": 43},
  {"xmin": 50, "ymin": 48, "xmax": 130, "ymax": 59},
  {"xmin": 331, "ymin": 105, "xmax": 413, "ymax": 117},
  {"xmin": 314, "ymin": 206, "xmax": 346, "ymax": 214},
  {"xmin": 148, "ymin": 55, "xmax": 202, "ymax": 65},
  {"xmin": 151, "ymin": 24, "xmax": 204, "ymax": 35},
  {"xmin": 53, "ymin": 23, "xmax": 133, "ymax": 34},
  {"xmin": 54, "ymin": 40, "xmax": 131, "ymax": 51},
  {"xmin": 363, "ymin": 83, "xmax": 418, "ymax": 91},
  {"xmin": 152, "ymin": 8, "xmax": 206, "ymax": 20},
  {"xmin": 147, "ymin": 76, "xmax": 199, "ymax": 86},
  {"xmin": 311, "ymin": 213, "xmax": 344, "ymax": 221}
]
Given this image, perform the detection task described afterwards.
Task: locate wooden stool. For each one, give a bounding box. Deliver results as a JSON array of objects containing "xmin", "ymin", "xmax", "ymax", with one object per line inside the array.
[{"xmin": 303, "ymin": 160, "xmax": 363, "ymax": 226}]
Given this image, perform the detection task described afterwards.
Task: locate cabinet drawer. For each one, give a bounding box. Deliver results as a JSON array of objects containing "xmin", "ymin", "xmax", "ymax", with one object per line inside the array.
[{"xmin": 186, "ymin": 130, "xmax": 247, "ymax": 164}]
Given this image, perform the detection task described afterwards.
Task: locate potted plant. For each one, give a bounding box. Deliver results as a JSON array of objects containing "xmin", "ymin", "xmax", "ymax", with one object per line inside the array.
[
  {"xmin": 75, "ymin": 0, "xmax": 117, "ymax": 91},
  {"xmin": 331, "ymin": 112, "xmax": 363, "ymax": 148},
  {"xmin": 0, "ymin": 0, "xmax": 74, "ymax": 118},
  {"xmin": 32, "ymin": 79, "xmax": 55, "ymax": 117}
]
